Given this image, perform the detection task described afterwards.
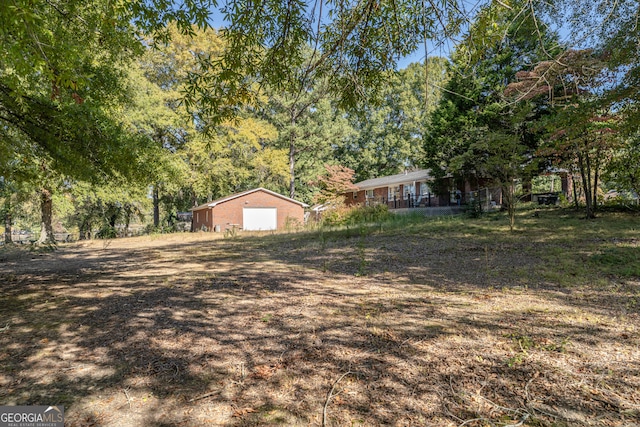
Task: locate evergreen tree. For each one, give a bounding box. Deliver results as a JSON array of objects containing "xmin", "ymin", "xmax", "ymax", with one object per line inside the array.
[{"xmin": 424, "ymin": 1, "xmax": 561, "ymax": 229}]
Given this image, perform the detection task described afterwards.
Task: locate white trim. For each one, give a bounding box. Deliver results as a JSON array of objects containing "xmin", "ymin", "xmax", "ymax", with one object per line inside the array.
[{"xmin": 354, "ymin": 169, "xmax": 432, "ymax": 191}]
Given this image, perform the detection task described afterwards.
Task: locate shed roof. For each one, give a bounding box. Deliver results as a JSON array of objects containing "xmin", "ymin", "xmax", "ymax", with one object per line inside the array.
[
  {"xmin": 191, "ymin": 187, "xmax": 309, "ymax": 211},
  {"xmin": 354, "ymin": 169, "xmax": 433, "ymax": 190}
]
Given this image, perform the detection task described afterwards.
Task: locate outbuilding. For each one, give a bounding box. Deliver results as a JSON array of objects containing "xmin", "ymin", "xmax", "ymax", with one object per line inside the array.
[{"xmin": 191, "ymin": 188, "xmax": 308, "ymax": 232}]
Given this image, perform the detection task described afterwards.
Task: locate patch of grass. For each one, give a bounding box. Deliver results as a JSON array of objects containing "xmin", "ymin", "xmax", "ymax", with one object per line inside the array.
[
  {"xmin": 506, "ymin": 333, "xmax": 570, "ymax": 366},
  {"xmin": 590, "ymin": 247, "xmax": 640, "ymax": 277}
]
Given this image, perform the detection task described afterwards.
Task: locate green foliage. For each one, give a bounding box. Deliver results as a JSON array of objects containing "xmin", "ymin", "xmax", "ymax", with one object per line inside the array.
[
  {"xmin": 322, "ymin": 204, "xmax": 392, "ymax": 227},
  {"xmin": 185, "ymin": 117, "xmax": 287, "ymax": 203},
  {"xmin": 339, "ymin": 60, "xmax": 449, "ymax": 181},
  {"xmin": 515, "ymin": 51, "xmax": 616, "ymax": 219},
  {"xmin": 0, "ymin": 0, "xmax": 212, "ymax": 101},
  {"xmin": 425, "ymin": 4, "xmax": 561, "ymax": 230},
  {"xmin": 590, "ymin": 1, "xmax": 640, "ymax": 136},
  {"xmin": 138, "ymin": 26, "xmax": 291, "ymax": 209},
  {"xmin": 96, "ymin": 226, "xmax": 118, "ymax": 240},
  {"xmin": 264, "ymin": 73, "xmax": 355, "ymax": 203},
  {"xmin": 0, "ymin": 0, "xmax": 215, "ymax": 241},
  {"xmin": 4, "ymin": 0, "xmax": 640, "ymax": 243},
  {"xmin": 466, "ymin": 198, "xmax": 483, "ymax": 218},
  {"xmin": 604, "ymin": 133, "xmax": 640, "ymax": 197},
  {"xmin": 184, "ymin": 0, "xmax": 464, "ymax": 125},
  {"xmin": 63, "ymin": 180, "xmax": 149, "ymax": 239},
  {"xmin": 0, "ymin": 0, "xmax": 192, "ymax": 184}
]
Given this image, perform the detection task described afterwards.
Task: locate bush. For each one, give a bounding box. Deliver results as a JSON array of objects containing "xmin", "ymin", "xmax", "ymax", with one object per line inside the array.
[
  {"xmin": 466, "ymin": 198, "xmax": 483, "ymax": 218},
  {"xmin": 319, "ymin": 205, "xmax": 352, "ymax": 226},
  {"xmin": 96, "ymin": 225, "xmax": 117, "ymax": 239},
  {"xmin": 348, "ymin": 204, "xmax": 392, "ymax": 224},
  {"xmin": 321, "ymin": 204, "xmax": 392, "ymax": 227}
]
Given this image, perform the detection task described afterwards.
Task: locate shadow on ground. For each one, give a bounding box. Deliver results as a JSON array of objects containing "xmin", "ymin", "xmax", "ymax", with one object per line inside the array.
[{"xmin": 0, "ymin": 228, "xmax": 639, "ymax": 426}]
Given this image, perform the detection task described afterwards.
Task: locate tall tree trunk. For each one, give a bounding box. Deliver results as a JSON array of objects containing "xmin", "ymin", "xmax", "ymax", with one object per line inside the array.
[
  {"xmin": 288, "ymin": 117, "xmax": 296, "ymax": 200},
  {"xmin": 153, "ymin": 184, "xmax": 160, "ymax": 228},
  {"xmin": 503, "ymin": 181, "xmax": 516, "ymax": 232},
  {"xmin": 572, "ymin": 172, "xmax": 579, "ymax": 210},
  {"xmin": 189, "ymin": 192, "xmax": 198, "ymax": 232},
  {"xmin": 123, "ymin": 204, "xmax": 132, "ymax": 236},
  {"xmin": 37, "ymin": 187, "xmax": 55, "ymax": 244},
  {"xmin": 79, "ymin": 219, "xmax": 90, "ymax": 240},
  {"xmin": 521, "ymin": 176, "xmax": 532, "ymax": 202},
  {"xmin": 577, "ymin": 152, "xmax": 594, "ymax": 219},
  {"xmin": 593, "ymin": 147, "xmax": 601, "ymax": 211},
  {"xmin": 4, "ymin": 197, "xmax": 12, "ymax": 244},
  {"xmin": 585, "ymin": 148, "xmax": 593, "ymax": 216}
]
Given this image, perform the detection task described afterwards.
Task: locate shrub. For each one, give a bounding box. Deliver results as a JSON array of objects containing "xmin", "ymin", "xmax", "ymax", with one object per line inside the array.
[
  {"xmin": 321, "ymin": 204, "xmax": 392, "ymax": 227},
  {"xmin": 96, "ymin": 225, "xmax": 117, "ymax": 239},
  {"xmin": 320, "ymin": 205, "xmax": 352, "ymax": 226},
  {"xmin": 466, "ymin": 198, "xmax": 483, "ymax": 218}
]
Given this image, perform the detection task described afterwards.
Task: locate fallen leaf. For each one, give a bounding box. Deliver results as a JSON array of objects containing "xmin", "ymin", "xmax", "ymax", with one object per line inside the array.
[{"xmin": 232, "ymin": 407, "xmax": 257, "ymax": 417}]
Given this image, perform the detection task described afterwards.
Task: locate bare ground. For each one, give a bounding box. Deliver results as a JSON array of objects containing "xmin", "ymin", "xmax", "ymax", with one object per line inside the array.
[{"xmin": 0, "ymin": 222, "xmax": 639, "ymax": 426}]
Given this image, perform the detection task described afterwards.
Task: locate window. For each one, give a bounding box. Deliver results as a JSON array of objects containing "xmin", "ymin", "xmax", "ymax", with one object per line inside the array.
[
  {"xmin": 404, "ymin": 183, "xmax": 416, "ymax": 200},
  {"xmin": 421, "ymin": 181, "xmax": 431, "ymax": 195},
  {"xmin": 388, "ymin": 186, "xmax": 400, "ymax": 200},
  {"xmin": 365, "ymin": 189, "xmax": 374, "ymax": 199}
]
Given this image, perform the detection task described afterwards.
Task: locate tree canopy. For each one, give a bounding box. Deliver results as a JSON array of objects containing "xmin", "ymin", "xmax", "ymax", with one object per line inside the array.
[{"xmin": 3, "ymin": 0, "xmax": 640, "ymax": 239}]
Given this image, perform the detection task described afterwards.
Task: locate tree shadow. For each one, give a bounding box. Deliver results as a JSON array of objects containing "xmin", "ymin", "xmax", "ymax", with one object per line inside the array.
[{"xmin": 0, "ymin": 230, "xmax": 638, "ymax": 426}]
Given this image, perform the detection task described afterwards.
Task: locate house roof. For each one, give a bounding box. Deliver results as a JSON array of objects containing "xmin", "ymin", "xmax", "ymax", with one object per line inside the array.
[
  {"xmin": 354, "ymin": 169, "xmax": 433, "ymax": 190},
  {"xmin": 191, "ymin": 187, "xmax": 309, "ymax": 211}
]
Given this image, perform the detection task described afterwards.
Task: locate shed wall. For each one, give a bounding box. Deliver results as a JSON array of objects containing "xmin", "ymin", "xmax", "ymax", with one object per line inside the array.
[{"xmin": 193, "ymin": 190, "xmax": 305, "ymax": 232}]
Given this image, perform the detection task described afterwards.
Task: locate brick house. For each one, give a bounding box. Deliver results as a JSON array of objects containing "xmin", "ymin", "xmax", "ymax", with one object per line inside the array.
[
  {"xmin": 345, "ymin": 169, "xmax": 446, "ymax": 209},
  {"xmin": 191, "ymin": 188, "xmax": 308, "ymax": 232}
]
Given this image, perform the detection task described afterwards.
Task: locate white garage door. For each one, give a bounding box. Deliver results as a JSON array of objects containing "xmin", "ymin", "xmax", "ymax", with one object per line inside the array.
[{"xmin": 243, "ymin": 208, "xmax": 277, "ymax": 231}]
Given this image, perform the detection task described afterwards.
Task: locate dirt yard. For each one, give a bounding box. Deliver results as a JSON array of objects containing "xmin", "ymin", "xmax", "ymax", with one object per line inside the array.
[{"xmin": 1, "ymin": 215, "xmax": 639, "ymax": 426}]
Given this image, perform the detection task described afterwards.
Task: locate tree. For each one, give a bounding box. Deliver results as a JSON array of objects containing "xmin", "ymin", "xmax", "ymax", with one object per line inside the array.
[
  {"xmin": 265, "ymin": 85, "xmax": 354, "ymax": 202},
  {"xmin": 1, "ymin": 0, "xmax": 214, "ymax": 242},
  {"xmin": 506, "ymin": 49, "xmax": 615, "ymax": 219},
  {"xmin": 605, "ymin": 134, "xmax": 640, "ymax": 198},
  {"xmin": 339, "ymin": 59, "xmax": 449, "ymax": 181},
  {"xmin": 312, "ymin": 164, "xmax": 358, "ymax": 206},
  {"xmin": 425, "ymin": 1, "xmax": 561, "ymax": 229},
  {"xmin": 65, "ymin": 181, "xmax": 150, "ymax": 239},
  {"xmin": 0, "ymin": 1, "xmax": 179, "ymax": 242},
  {"xmin": 542, "ymin": 109, "xmax": 617, "ymax": 219},
  {"xmin": 184, "ymin": 116, "xmax": 287, "ymax": 203},
  {"xmin": 0, "ymin": 0, "xmax": 211, "ymax": 101},
  {"xmin": 185, "ymin": 0, "xmax": 470, "ymax": 128},
  {"xmin": 451, "ymin": 114, "xmax": 539, "ymax": 231},
  {"xmin": 0, "ymin": 128, "xmax": 41, "ymax": 243},
  {"xmin": 561, "ymin": 0, "xmax": 640, "ymax": 129},
  {"xmin": 0, "ymin": 178, "xmax": 22, "ymax": 244},
  {"xmin": 122, "ymin": 62, "xmax": 192, "ymax": 228}
]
